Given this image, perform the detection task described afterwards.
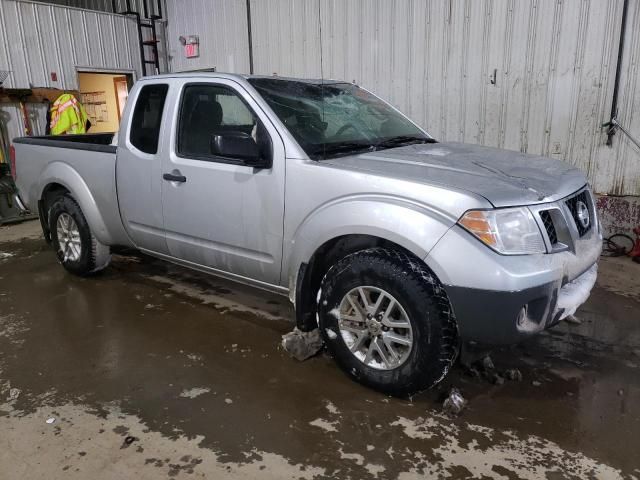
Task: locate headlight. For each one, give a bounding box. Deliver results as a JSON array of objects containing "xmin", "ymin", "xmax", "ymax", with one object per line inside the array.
[{"xmin": 458, "ymin": 207, "xmax": 546, "ymax": 255}]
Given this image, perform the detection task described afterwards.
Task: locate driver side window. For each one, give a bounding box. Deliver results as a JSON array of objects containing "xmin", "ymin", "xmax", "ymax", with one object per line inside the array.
[{"xmin": 177, "ymin": 84, "xmax": 258, "ymax": 160}]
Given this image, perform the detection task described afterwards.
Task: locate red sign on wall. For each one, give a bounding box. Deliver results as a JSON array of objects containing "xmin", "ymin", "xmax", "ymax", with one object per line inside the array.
[{"xmin": 185, "ymin": 43, "xmax": 199, "ymax": 58}]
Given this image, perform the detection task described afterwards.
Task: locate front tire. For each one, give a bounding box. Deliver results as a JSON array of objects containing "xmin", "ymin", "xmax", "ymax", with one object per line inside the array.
[
  {"xmin": 318, "ymin": 248, "xmax": 457, "ymax": 396},
  {"xmin": 48, "ymin": 195, "xmax": 111, "ymax": 276}
]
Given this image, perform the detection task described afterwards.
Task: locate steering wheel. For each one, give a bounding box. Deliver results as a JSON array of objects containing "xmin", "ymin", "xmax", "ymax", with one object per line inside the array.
[{"xmin": 335, "ymin": 123, "xmax": 358, "ymax": 137}]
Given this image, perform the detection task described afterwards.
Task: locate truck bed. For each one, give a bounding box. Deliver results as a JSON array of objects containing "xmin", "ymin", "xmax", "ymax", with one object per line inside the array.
[{"xmin": 13, "ymin": 132, "xmax": 130, "ymax": 246}]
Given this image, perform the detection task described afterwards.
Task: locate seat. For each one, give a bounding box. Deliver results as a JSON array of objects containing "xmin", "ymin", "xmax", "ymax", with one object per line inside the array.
[{"xmin": 182, "ymin": 98, "xmax": 223, "ymax": 156}]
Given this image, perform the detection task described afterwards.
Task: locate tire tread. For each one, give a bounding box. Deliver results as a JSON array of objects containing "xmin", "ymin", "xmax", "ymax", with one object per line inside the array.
[
  {"xmin": 48, "ymin": 194, "xmax": 111, "ymax": 276},
  {"xmin": 318, "ymin": 247, "xmax": 458, "ymax": 394}
]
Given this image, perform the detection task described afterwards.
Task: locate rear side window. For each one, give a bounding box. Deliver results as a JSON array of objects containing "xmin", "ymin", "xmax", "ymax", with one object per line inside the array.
[{"xmin": 129, "ymin": 84, "xmax": 168, "ymax": 154}]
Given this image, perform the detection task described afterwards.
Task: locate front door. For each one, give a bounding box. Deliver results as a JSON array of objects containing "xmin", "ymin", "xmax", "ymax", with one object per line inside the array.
[
  {"xmin": 160, "ymin": 79, "xmax": 286, "ymax": 286},
  {"xmin": 117, "ymin": 81, "xmax": 170, "ymax": 254}
]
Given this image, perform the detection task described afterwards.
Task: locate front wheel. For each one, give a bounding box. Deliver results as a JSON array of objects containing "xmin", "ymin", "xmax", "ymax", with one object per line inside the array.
[
  {"xmin": 48, "ymin": 195, "xmax": 111, "ymax": 276},
  {"xmin": 318, "ymin": 248, "xmax": 457, "ymax": 396}
]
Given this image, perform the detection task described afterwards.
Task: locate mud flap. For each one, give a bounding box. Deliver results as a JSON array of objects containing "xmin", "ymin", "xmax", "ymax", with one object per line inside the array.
[
  {"xmin": 38, "ymin": 200, "xmax": 52, "ymax": 244},
  {"xmin": 295, "ymin": 262, "xmax": 318, "ymax": 332}
]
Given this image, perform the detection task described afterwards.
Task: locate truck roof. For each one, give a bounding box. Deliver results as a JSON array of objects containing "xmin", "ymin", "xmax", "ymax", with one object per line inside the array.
[{"xmin": 138, "ymin": 71, "xmax": 352, "ymax": 86}]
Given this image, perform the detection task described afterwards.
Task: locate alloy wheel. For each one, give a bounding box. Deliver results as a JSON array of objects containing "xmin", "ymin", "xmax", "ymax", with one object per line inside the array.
[
  {"xmin": 56, "ymin": 213, "xmax": 82, "ymax": 262},
  {"xmin": 336, "ymin": 286, "xmax": 413, "ymax": 370}
]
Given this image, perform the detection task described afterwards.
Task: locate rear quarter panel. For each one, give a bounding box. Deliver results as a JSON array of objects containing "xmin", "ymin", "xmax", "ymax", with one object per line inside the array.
[{"xmin": 14, "ymin": 142, "xmax": 130, "ymax": 246}]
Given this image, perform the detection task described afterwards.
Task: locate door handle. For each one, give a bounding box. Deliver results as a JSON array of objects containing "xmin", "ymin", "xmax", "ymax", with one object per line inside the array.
[{"xmin": 163, "ymin": 172, "xmax": 187, "ymax": 183}]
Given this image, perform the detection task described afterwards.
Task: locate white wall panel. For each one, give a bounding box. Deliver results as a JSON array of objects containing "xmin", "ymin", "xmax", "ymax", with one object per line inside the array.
[
  {"xmin": 43, "ymin": 0, "xmax": 157, "ymax": 16},
  {"xmin": 0, "ymin": 0, "xmax": 143, "ymax": 141},
  {"xmin": 164, "ymin": 0, "xmax": 249, "ymax": 73},
  {"xmin": 39, "ymin": 0, "xmax": 169, "ymax": 74},
  {"xmin": 593, "ymin": 0, "xmax": 640, "ymax": 196},
  {"xmin": 239, "ymin": 0, "xmax": 638, "ymax": 195},
  {"xmin": 3, "ymin": 0, "xmax": 640, "ymax": 195},
  {"xmin": 251, "ymin": 0, "xmax": 321, "ymax": 77},
  {"xmin": 0, "ymin": 1, "xmax": 146, "ymax": 85}
]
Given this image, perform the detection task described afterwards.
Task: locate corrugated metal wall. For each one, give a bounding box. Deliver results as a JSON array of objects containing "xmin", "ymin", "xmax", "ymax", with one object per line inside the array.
[
  {"xmin": 250, "ymin": 0, "xmax": 322, "ymax": 77},
  {"xmin": 43, "ymin": 0, "xmax": 155, "ymax": 16},
  {"xmin": 0, "ymin": 0, "xmax": 143, "ymax": 140},
  {"xmin": 163, "ymin": 0, "xmax": 640, "ymax": 197},
  {"xmin": 165, "ymin": 0, "xmax": 249, "ymax": 73},
  {"xmin": 2, "ymin": 0, "xmax": 638, "ymax": 196},
  {"xmin": 39, "ymin": 0, "xmax": 169, "ymax": 74},
  {"xmin": 596, "ymin": 0, "xmax": 640, "ymax": 196}
]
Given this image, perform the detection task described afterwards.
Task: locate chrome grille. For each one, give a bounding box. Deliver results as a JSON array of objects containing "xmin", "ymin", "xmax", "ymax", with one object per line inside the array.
[
  {"xmin": 565, "ymin": 191, "xmax": 592, "ymax": 236},
  {"xmin": 539, "ymin": 210, "xmax": 558, "ymax": 245}
]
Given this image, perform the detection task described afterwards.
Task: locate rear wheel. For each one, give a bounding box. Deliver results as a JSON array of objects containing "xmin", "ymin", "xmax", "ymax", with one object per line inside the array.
[
  {"xmin": 317, "ymin": 248, "xmax": 457, "ymax": 395},
  {"xmin": 48, "ymin": 195, "xmax": 111, "ymax": 276}
]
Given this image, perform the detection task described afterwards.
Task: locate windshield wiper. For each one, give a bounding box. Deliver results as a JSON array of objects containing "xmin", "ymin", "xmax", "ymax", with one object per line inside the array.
[
  {"xmin": 375, "ymin": 135, "xmax": 437, "ymax": 150},
  {"xmin": 313, "ymin": 142, "xmax": 377, "ymax": 159},
  {"xmin": 312, "ymin": 136, "xmax": 436, "ymax": 159}
]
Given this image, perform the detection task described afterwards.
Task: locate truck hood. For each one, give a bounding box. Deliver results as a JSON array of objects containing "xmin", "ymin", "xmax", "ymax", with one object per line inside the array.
[{"xmin": 323, "ymin": 142, "xmax": 587, "ymax": 207}]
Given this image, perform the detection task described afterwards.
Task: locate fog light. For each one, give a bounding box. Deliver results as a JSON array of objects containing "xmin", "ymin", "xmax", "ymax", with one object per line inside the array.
[
  {"xmin": 516, "ymin": 306, "xmax": 527, "ymax": 328},
  {"xmin": 515, "ymin": 304, "xmax": 544, "ymax": 334}
]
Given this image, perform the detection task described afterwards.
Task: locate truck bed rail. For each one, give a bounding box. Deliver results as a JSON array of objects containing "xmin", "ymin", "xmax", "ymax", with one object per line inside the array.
[{"xmin": 13, "ymin": 133, "xmax": 116, "ymax": 154}]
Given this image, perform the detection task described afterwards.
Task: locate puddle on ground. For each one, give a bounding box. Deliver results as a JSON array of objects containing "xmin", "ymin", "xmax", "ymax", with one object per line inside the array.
[{"xmin": 0, "ymin": 238, "xmax": 639, "ymax": 478}]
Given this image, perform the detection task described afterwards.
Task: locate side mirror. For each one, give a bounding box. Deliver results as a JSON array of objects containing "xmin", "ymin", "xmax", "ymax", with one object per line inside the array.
[{"xmin": 210, "ymin": 131, "xmax": 269, "ymax": 168}]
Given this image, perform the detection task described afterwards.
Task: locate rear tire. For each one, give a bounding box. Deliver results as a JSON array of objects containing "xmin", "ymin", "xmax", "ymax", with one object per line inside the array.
[
  {"xmin": 317, "ymin": 248, "xmax": 457, "ymax": 396},
  {"xmin": 48, "ymin": 195, "xmax": 111, "ymax": 276}
]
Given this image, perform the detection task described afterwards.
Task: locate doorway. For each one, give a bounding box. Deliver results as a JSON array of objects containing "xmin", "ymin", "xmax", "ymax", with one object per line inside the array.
[{"xmin": 77, "ymin": 71, "xmax": 134, "ymax": 133}]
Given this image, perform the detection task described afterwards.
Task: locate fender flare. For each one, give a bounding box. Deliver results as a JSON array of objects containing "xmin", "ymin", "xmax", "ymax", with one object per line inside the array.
[
  {"xmin": 285, "ymin": 196, "xmax": 456, "ymax": 297},
  {"xmin": 38, "ymin": 162, "xmax": 113, "ymax": 245}
]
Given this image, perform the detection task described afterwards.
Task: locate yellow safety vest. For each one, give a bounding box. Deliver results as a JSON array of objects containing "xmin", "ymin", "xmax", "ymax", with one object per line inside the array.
[{"xmin": 50, "ymin": 94, "xmax": 89, "ymax": 135}]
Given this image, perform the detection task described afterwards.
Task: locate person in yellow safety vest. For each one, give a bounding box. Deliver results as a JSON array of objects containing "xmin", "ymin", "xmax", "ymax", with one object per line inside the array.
[{"xmin": 50, "ymin": 93, "xmax": 89, "ymax": 135}]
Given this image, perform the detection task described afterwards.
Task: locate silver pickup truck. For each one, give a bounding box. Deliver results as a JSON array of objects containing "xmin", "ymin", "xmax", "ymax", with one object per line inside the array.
[{"xmin": 14, "ymin": 72, "xmax": 601, "ymax": 394}]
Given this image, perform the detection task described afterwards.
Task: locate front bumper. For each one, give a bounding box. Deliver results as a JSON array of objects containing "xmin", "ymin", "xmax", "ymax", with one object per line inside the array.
[
  {"xmin": 426, "ymin": 186, "xmax": 602, "ymax": 345},
  {"xmin": 444, "ymin": 263, "xmax": 598, "ymax": 344}
]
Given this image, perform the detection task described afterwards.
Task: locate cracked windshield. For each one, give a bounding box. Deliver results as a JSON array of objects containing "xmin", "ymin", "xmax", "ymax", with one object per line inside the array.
[{"xmin": 248, "ymin": 77, "xmax": 435, "ymax": 160}]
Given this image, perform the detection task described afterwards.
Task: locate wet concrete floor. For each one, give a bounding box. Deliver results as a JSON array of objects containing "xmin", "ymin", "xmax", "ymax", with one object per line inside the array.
[{"xmin": 1, "ymin": 221, "xmax": 639, "ymax": 479}]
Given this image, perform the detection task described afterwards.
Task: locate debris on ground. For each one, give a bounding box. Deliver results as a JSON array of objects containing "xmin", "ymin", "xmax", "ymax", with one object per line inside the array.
[
  {"xmin": 281, "ymin": 328, "xmax": 323, "ymax": 361},
  {"xmin": 490, "ymin": 373, "xmax": 505, "ymax": 385},
  {"xmin": 532, "ymin": 380, "xmax": 542, "ymax": 387},
  {"xmin": 464, "ymin": 366, "xmax": 482, "ymax": 380},
  {"xmin": 464, "ymin": 352, "xmax": 523, "ymax": 385},
  {"xmin": 45, "ymin": 417, "xmax": 56, "ymax": 424},
  {"xmin": 504, "ymin": 368, "xmax": 523, "ymax": 382},
  {"xmin": 468, "ymin": 354, "xmax": 504, "ymax": 385},
  {"xmin": 179, "ymin": 387, "xmax": 210, "ymax": 399},
  {"xmin": 309, "ymin": 418, "xmax": 338, "ymax": 433},
  {"xmin": 442, "ymin": 388, "xmax": 467, "ymax": 416},
  {"xmin": 481, "ymin": 355, "xmax": 495, "ymax": 371},
  {"xmin": 121, "ymin": 436, "xmax": 137, "ymax": 448},
  {"xmin": 565, "ymin": 314, "xmax": 582, "ymax": 325},
  {"xmin": 7, "ymin": 388, "xmax": 21, "ymax": 401}
]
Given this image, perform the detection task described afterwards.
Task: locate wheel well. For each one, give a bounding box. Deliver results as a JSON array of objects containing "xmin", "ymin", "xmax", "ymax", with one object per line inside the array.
[
  {"xmin": 42, "ymin": 183, "xmax": 69, "ymax": 208},
  {"xmin": 39, "ymin": 183, "xmax": 70, "ymax": 243},
  {"xmin": 295, "ymin": 234, "xmax": 421, "ymax": 331}
]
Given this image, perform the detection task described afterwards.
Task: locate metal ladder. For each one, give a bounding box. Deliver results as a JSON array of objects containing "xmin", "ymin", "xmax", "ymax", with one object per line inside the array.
[{"xmin": 115, "ymin": 0, "xmax": 164, "ymax": 76}]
